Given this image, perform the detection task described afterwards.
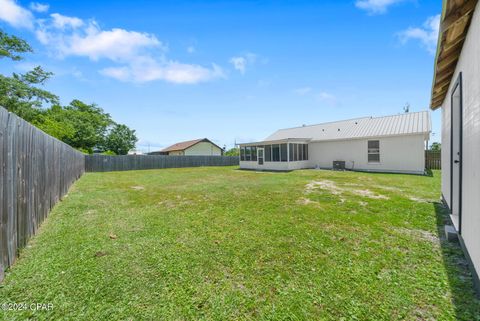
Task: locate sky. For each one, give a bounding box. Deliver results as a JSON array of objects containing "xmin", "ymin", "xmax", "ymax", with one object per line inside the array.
[{"xmin": 0, "ymin": 0, "xmax": 442, "ymax": 152}]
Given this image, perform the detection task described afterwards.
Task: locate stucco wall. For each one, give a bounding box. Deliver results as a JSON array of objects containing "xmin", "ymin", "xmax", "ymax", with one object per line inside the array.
[
  {"xmin": 168, "ymin": 150, "xmax": 184, "ymax": 156},
  {"xmin": 308, "ymin": 134, "xmax": 426, "ymax": 174},
  {"xmin": 440, "ymin": 3, "xmax": 480, "ymax": 278},
  {"xmin": 184, "ymin": 142, "xmax": 222, "ymax": 156}
]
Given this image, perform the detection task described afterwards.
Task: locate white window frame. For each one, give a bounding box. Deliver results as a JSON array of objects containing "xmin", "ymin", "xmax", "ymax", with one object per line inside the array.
[{"xmin": 368, "ymin": 140, "xmax": 380, "ymax": 163}]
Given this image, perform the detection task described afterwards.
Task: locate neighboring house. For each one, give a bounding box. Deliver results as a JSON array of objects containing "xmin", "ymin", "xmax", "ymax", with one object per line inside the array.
[
  {"xmin": 431, "ymin": 0, "xmax": 479, "ymax": 292},
  {"xmin": 128, "ymin": 149, "xmax": 144, "ymax": 155},
  {"xmin": 239, "ymin": 111, "xmax": 431, "ymax": 174},
  {"xmin": 150, "ymin": 138, "xmax": 223, "ymax": 156}
]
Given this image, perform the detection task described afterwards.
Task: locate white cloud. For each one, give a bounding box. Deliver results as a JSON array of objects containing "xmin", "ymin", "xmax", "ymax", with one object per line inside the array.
[
  {"xmin": 355, "ymin": 0, "xmax": 405, "ymax": 14},
  {"xmin": 100, "ymin": 66, "xmax": 130, "ymax": 81},
  {"xmin": 50, "ymin": 13, "xmax": 84, "ymax": 29},
  {"xmin": 100, "ymin": 59, "xmax": 225, "ymax": 84},
  {"xmin": 2, "ymin": 0, "xmax": 225, "ymax": 84},
  {"xmin": 229, "ymin": 52, "xmax": 258, "ymax": 74},
  {"xmin": 398, "ymin": 14, "xmax": 440, "ymax": 55},
  {"xmin": 29, "ymin": 2, "xmax": 49, "ymax": 13},
  {"xmin": 229, "ymin": 56, "xmax": 247, "ymax": 74},
  {"xmin": 0, "ymin": 0, "xmax": 34, "ymax": 29},
  {"xmin": 162, "ymin": 62, "xmax": 224, "ymax": 84},
  {"xmin": 316, "ymin": 92, "xmax": 338, "ymax": 106},
  {"xmin": 294, "ymin": 87, "xmax": 312, "ymax": 95},
  {"xmin": 66, "ymin": 26, "xmax": 161, "ymax": 61}
]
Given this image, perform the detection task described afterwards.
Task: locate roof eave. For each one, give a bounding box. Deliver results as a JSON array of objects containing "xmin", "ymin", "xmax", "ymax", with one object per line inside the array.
[{"xmin": 430, "ymin": 0, "xmax": 478, "ymax": 110}]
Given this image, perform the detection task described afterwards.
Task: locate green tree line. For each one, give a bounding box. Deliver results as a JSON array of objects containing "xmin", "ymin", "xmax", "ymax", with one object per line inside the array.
[{"xmin": 0, "ymin": 29, "xmax": 137, "ymax": 155}]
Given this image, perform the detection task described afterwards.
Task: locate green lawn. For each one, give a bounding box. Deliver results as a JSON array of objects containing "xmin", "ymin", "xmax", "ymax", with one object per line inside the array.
[{"xmin": 1, "ymin": 167, "xmax": 479, "ymax": 320}]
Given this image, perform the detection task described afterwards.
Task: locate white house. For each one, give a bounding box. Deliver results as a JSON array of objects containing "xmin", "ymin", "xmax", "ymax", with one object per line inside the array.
[
  {"xmin": 431, "ymin": 0, "xmax": 480, "ymax": 292},
  {"xmin": 239, "ymin": 111, "xmax": 431, "ymax": 174},
  {"xmin": 149, "ymin": 138, "xmax": 223, "ymax": 156}
]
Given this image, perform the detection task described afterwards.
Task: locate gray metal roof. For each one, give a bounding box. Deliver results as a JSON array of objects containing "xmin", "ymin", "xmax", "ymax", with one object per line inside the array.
[{"xmin": 264, "ymin": 111, "xmax": 431, "ymax": 142}]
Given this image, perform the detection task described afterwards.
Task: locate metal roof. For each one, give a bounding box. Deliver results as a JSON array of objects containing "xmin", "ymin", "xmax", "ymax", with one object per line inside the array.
[{"xmin": 264, "ymin": 111, "xmax": 431, "ymax": 142}]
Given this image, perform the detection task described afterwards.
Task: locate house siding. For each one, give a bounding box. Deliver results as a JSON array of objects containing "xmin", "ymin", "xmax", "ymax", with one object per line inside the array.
[
  {"xmin": 308, "ymin": 134, "xmax": 425, "ymax": 174},
  {"xmin": 441, "ymin": 3, "xmax": 480, "ymax": 280},
  {"xmin": 184, "ymin": 142, "xmax": 222, "ymax": 156},
  {"xmin": 239, "ymin": 134, "xmax": 426, "ymax": 173}
]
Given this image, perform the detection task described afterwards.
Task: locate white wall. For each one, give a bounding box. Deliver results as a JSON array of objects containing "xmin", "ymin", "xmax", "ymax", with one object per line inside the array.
[
  {"xmin": 440, "ymin": 3, "xmax": 480, "ymax": 278},
  {"xmin": 239, "ymin": 135, "xmax": 425, "ymax": 173},
  {"xmin": 168, "ymin": 150, "xmax": 184, "ymax": 156},
  {"xmin": 184, "ymin": 142, "xmax": 222, "ymax": 156},
  {"xmin": 240, "ymin": 161, "xmax": 290, "ymax": 171},
  {"xmin": 308, "ymin": 135, "xmax": 426, "ymax": 174}
]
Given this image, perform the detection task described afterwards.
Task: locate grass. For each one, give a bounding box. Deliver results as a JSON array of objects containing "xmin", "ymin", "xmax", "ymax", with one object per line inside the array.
[{"xmin": 0, "ymin": 166, "xmax": 479, "ymax": 320}]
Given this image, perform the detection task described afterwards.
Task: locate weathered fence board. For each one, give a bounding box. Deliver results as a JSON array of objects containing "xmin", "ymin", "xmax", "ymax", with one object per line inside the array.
[
  {"xmin": 425, "ymin": 150, "xmax": 441, "ymax": 170},
  {"xmin": 85, "ymin": 155, "xmax": 239, "ymax": 172},
  {"xmin": 0, "ymin": 107, "xmax": 85, "ymax": 280}
]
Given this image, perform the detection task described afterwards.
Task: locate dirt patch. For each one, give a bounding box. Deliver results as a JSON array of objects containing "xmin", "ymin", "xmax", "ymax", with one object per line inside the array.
[
  {"xmin": 158, "ymin": 195, "xmax": 194, "ymax": 209},
  {"xmin": 94, "ymin": 251, "xmax": 107, "ymax": 257},
  {"xmin": 359, "ymin": 201, "xmax": 368, "ymax": 206},
  {"xmin": 343, "ymin": 183, "xmax": 361, "ymax": 187},
  {"xmin": 305, "ymin": 180, "xmax": 342, "ymax": 195},
  {"xmin": 394, "ymin": 227, "xmax": 440, "ymax": 246},
  {"xmin": 131, "ymin": 186, "xmax": 145, "ymax": 190},
  {"xmin": 353, "ymin": 189, "xmax": 389, "ymax": 199},
  {"xmin": 409, "ymin": 197, "xmax": 431, "ymax": 203},
  {"xmin": 372, "ymin": 185, "xmax": 403, "ymax": 192},
  {"xmin": 297, "ymin": 197, "xmax": 320, "ymax": 206},
  {"xmin": 305, "ymin": 180, "xmax": 389, "ymax": 200}
]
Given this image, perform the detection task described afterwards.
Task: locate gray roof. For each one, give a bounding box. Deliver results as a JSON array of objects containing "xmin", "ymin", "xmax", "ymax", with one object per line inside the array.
[{"xmin": 265, "ymin": 111, "xmax": 431, "ymax": 142}]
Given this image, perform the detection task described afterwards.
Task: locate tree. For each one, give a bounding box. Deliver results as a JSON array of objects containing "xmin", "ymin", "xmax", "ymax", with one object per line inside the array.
[
  {"xmin": 225, "ymin": 147, "xmax": 239, "ymax": 156},
  {"xmin": 62, "ymin": 100, "xmax": 113, "ymax": 153},
  {"xmin": 0, "ymin": 29, "xmax": 138, "ymax": 154},
  {"xmin": 0, "ymin": 29, "xmax": 32, "ymax": 60},
  {"xmin": 0, "ymin": 29, "xmax": 59, "ymax": 121},
  {"xmin": 104, "ymin": 124, "xmax": 138, "ymax": 155},
  {"xmin": 430, "ymin": 142, "xmax": 441, "ymax": 151},
  {"xmin": 34, "ymin": 100, "xmax": 114, "ymax": 153}
]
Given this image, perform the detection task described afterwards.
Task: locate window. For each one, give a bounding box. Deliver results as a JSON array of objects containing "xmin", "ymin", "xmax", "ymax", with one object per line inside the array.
[
  {"xmin": 303, "ymin": 144, "xmax": 308, "ymax": 160},
  {"xmin": 368, "ymin": 140, "xmax": 380, "ymax": 163},
  {"xmin": 289, "ymin": 143, "xmax": 294, "ymax": 161},
  {"xmin": 299, "ymin": 143, "xmax": 303, "ymax": 160},
  {"xmin": 280, "ymin": 144, "xmax": 287, "ymax": 162},
  {"xmin": 272, "ymin": 144, "xmax": 280, "ymax": 162},
  {"xmin": 240, "ymin": 147, "xmax": 245, "ymax": 161},
  {"xmin": 245, "ymin": 146, "xmax": 251, "ymax": 161},
  {"xmin": 294, "ymin": 144, "xmax": 298, "ymax": 161},
  {"xmin": 251, "ymin": 146, "xmax": 257, "ymax": 161},
  {"xmin": 265, "ymin": 145, "xmax": 272, "ymax": 162}
]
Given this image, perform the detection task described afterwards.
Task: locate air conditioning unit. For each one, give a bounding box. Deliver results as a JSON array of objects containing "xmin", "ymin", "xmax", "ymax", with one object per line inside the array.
[{"xmin": 333, "ymin": 160, "xmax": 346, "ymax": 170}]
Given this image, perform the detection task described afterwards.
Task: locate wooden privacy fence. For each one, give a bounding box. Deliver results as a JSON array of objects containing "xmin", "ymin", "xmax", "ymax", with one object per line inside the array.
[
  {"xmin": 85, "ymin": 155, "xmax": 239, "ymax": 172},
  {"xmin": 0, "ymin": 107, "xmax": 85, "ymax": 280},
  {"xmin": 425, "ymin": 150, "xmax": 441, "ymax": 170}
]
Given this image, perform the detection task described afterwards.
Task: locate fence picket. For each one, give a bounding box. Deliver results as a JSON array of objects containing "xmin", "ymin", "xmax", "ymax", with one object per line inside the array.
[
  {"xmin": 85, "ymin": 155, "xmax": 239, "ymax": 172},
  {"xmin": 425, "ymin": 150, "xmax": 441, "ymax": 170},
  {"xmin": 0, "ymin": 107, "xmax": 84, "ymax": 280}
]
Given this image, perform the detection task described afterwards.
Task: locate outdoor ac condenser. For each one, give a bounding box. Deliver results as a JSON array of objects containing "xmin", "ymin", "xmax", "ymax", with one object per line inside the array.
[{"xmin": 333, "ymin": 161, "xmax": 346, "ymax": 170}]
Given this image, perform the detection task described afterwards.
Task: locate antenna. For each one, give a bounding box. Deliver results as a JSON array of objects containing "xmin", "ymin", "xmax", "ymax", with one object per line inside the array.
[{"xmin": 403, "ymin": 102, "xmax": 410, "ymax": 113}]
